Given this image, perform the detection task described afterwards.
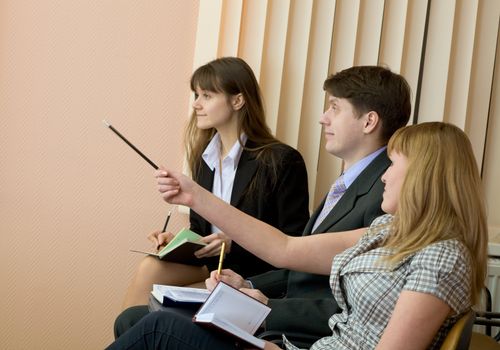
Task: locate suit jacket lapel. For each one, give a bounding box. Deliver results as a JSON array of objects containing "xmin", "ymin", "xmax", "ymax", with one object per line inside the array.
[
  {"xmin": 303, "ymin": 198, "xmax": 326, "ymax": 234},
  {"xmin": 230, "ymin": 144, "xmax": 258, "ymax": 206},
  {"xmin": 196, "ymin": 162, "xmax": 215, "ymax": 234},
  {"xmin": 312, "ymin": 151, "xmax": 390, "ymax": 233}
]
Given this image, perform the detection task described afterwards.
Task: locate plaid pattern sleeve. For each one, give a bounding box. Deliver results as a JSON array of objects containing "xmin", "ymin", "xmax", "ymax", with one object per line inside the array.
[
  {"xmin": 403, "ymin": 239, "xmax": 472, "ymax": 314},
  {"xmin": 282, "ymin": 214, "xmax": 473, "ymax": 350}
]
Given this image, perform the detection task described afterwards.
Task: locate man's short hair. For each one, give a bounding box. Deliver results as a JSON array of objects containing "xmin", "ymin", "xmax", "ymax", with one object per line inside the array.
[{"xmin": 323, "ymin": 66, "xmax": 411, "ymax": 142}]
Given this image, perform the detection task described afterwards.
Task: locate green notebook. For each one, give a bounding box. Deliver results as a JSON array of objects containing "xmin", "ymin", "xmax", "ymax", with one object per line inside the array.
[{"xmin": 130, "ymin": 228, "xmax": 206, "ymax": 266}]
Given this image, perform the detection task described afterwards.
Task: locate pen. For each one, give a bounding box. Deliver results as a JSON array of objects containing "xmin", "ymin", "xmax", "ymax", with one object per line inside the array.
[
  {"xmin": 217, "ymin": 241, "xmax": 226, "ymax": 277},
  {"xmin": 157, "ymin": 210, "xmax": 172, "ymax": 250},
  {"xmin": 161, "ymin": 210, "xmax": 172, "ymax": 232},
  {"xmin": 103, "ymin": 119, "xmax": 159, "ymax": 170}
]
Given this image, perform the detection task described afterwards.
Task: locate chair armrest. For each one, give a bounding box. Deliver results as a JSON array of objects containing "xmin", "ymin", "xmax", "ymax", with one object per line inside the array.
[{"xmin": 475, "ymin": 311, "xmax": 500, "ymax": 318}]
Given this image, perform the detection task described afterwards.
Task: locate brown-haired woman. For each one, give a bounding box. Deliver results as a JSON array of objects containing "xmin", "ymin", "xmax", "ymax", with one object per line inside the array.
[{"xmin": 115, "ymin": 57, "xmax": 309, "ymax": 337}]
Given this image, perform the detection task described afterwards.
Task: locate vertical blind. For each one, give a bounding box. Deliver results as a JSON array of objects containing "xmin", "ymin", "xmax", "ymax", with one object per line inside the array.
[{"xmin": 192, "ymin": 0, "xmax": 500, "ymax": 229}]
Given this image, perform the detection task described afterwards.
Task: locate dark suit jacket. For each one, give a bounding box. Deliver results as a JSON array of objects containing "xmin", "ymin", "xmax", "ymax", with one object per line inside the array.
[
  {"xmin": 249, "ymin": 151, "xmax": 390, "ymax": 337},
  {"xmin": 189, "ymin": 141, "xmax": 310, "ymax": 277}
]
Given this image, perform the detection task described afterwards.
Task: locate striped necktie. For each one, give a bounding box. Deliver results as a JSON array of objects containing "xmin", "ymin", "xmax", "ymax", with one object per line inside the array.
[{"xmin": 312, "ymin": 174, "xmax": 346, "ymax": 231}]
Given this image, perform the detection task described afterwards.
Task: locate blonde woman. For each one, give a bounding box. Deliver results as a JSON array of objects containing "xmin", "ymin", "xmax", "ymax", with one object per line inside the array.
[{"xmin": 110, "ymin": 122, "xmax": 486, "ymax": 349}]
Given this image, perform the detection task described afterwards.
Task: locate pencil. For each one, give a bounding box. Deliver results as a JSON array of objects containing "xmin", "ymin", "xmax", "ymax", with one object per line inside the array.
[
  {"xmin": 103, "ymin": 119, "xmax": 159, "ymax": 170},
  {"xmin": 157, "ymin": 210, "xmax": 172, "ymax": 250},
  {"xmin": 217, "ymin": 241, "xmax": 226, "ymax": 277},
  {"xmin": 161, "ymin": 210, "xmax": 172, "ymax": 233}
]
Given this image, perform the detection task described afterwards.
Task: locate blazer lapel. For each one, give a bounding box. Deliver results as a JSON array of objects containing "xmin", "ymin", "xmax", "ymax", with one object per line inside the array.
[
  {"xmin": 230, "ymin": 146, "xmax": 258, "ymax": 206},
  {"xmin": 312, "ymin": 151, "xmax": 390, "ymax": 233},
  {"xmin": 197, "ymin": 161, "xmax": 215, "ymax": 191},
  {"xmin": 303, "ymin": 198, "xmax": 326, "ymax": 234},
  {"xmin": 196, "ymin": 162, "xmax": 215, "ymax": 234}
]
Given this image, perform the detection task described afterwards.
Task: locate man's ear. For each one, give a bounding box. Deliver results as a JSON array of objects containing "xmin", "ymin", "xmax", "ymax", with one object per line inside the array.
[
  {"xmin": 363, "ymin": 111, "xmax": 380, "ymax": 134},
  {"xmin": 231, "ymin": 93, "xmax": 245, "ymax": 111}
]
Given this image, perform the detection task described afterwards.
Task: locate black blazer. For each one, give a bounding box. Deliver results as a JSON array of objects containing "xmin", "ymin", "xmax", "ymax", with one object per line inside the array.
[
  {"xmin": 189, "ymin": 141, "xmax": 310, "ymax": 277},
  {"xmin": 250, "ymin": 151, "xmax": 390, "ymax": 337}
]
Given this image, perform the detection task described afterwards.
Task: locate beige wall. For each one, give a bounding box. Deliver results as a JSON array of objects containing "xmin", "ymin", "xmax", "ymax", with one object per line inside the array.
[
  {"xmin": 0, "ymin": 1, "xmax": 198, "ymax": 349},
  {"xmin": 2, "ymin": 0, "xmax": 500, "ymax": 349}
]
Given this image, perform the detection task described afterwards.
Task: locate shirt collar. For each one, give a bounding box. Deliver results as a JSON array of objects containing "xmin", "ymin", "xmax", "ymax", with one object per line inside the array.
[
  {"xmin": 342, "ymin": 147, "xmax": 386, "ymax": 188},
  {"xmin": 202, "ymin": 133, "xmax": 247, "ymax": 171}
]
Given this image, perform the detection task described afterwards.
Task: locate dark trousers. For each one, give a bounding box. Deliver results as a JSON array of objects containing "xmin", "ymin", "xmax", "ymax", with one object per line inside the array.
[
  {"xmin": 108, "ymin": 310, "xmax": 241, "ymax": 350},
  {"xmin": 114, "ymin": 306, "xmax": 151, "ymax": 339},
  {"xmin": 114, "ymin": 297, "xmax": 204, "ymax": 339}
]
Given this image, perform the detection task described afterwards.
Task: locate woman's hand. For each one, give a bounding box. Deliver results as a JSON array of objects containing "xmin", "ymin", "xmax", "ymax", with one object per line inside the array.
[
  {"xmin": 155, "ymin": 168, "xmax": 199, "ymax": 207},
  {"xmin": 239, "ymin": 288, "xmax": 269, "ymax": 305},
  {"xmin": 147, "ymin": 230, "xmax": 175, "ymax": 251},
  {"xmin": 205, "ymin": 269, "xmax": 251, "ymax": 291},
  {"xmin": 195, "ymin": 232, "xmax": 232, "ymax": 258}
]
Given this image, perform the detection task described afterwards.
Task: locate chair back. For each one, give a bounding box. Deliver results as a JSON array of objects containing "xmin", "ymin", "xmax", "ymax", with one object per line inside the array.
[{"xmin": 440, "ymin": 310, "xmax": 475, "ymax": 350}]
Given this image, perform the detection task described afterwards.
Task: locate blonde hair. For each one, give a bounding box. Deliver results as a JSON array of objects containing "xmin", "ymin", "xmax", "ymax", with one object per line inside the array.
[
  {"xmin": 185, "ymin": 57, "xmax": 282, "ymax": 192},
  {"xmin": 384, "ymin": 122, "xmax": 487, "ymax": 303}
]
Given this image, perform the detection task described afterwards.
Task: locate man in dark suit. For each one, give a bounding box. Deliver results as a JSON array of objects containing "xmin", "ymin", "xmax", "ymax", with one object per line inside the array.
[{"xmin": 206, "ymin": 65, "xmax": 412, "ymax": 342}]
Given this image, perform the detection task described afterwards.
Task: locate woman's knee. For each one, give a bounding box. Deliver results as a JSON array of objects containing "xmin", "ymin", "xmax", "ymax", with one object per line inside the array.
[
  {"xmin": 135, "ymin": 258, "xmax": 208, "ymax": 286},
  {"xmin": 131, "ymin": 257, "xmax": 170, "ymax": 286},
  {"xmin": 136, "ymin": 256, "xmax": 163, "ymax": 276}
]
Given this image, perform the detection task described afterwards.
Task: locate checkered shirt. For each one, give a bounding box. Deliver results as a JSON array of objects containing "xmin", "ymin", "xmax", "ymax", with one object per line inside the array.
[{"xmin": 283, "ymin": 214, "xmax": 472, "ymax": 350}]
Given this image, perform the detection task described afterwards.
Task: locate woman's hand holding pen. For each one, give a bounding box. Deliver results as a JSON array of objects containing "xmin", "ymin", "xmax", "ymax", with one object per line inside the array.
[
  {"xmin": 195, "ymin": 232, "xmax": 232, "ymax": 258},
  {"xmin": 147, "ymin": 230, "xmax": 174, "ymax": 251},
  {"xmin": 205, "ymin": 269, "xmax": 269, "ymax": 305},
  {"xmin": 239, "ymin": 288, "xmax": 269, "ymax": 305},
  {"xmin": 205, "ymin": 269, "xmax": 251, "ymax": 291}
]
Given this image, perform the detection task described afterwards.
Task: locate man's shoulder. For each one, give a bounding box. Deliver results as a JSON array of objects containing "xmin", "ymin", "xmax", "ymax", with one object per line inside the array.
[
  {"xmin": 350, "ymin": 150, "xmax": 390, "ymax": 189},
  {"xmin": 364, "ymin": 150, "xmax": 390, "ymax": 172}
]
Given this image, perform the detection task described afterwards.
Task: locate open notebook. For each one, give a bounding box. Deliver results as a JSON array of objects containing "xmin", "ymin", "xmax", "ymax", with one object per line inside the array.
[
  {"xmin": 130, "ymin": 228, "xmax": 206, "ymax": 265},
  {"xmin": 193, "ymin": 282, "xmax": 270, "ymax": 349}
]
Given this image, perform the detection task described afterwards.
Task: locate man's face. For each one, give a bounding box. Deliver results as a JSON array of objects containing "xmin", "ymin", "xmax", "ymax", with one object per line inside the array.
[{"xmin": 319, "ymin": 95, "xmax": 367, "ymax": 163}]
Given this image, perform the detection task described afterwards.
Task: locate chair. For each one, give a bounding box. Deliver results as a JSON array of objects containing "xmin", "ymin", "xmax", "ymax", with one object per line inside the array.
[
  {"xmin": 439, "ymin": 310, "xmax": 475, "ymax": 350},
  {"xmin": 470, "ymin": 310, "xmax": 500, "ymax": 349},
  {"xmin": 469, "ymin": 287, "xmax": 500, "ymax": 349},
  {"xmin": 470, "ymin": 326, "xmax": 500, "ymax": 349},
  {"xmin": 259, "ymin": 311, "xmax": 475, "ymax": 350}
]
